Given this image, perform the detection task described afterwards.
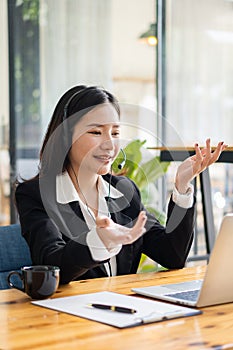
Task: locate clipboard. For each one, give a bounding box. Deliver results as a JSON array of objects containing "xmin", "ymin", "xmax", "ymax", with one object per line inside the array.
[{"xmin": 32, "ymin": 291, "xmax": 202, "ymax": 328}]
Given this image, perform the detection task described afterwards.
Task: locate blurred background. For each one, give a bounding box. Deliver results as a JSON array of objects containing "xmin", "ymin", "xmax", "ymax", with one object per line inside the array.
[{"xmin": 0, "ymin": 0, "xmax": 233, "ymax": 263}]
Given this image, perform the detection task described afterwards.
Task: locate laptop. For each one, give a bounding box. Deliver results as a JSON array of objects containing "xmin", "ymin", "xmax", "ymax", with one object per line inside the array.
[{"xmin": 132, "ymin": 214, "xmax": 233, "ymax": 308}]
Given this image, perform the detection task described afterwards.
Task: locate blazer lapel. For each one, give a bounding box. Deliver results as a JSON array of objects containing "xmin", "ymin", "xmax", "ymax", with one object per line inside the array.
[{"xmin": 106, "ymin": 196, "xmax": 131, "ymax": 225}]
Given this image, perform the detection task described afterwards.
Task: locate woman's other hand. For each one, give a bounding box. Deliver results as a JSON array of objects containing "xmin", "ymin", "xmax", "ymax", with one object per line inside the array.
[
  {"xmin": 175, "ymin": 139, "xmax": 227, "ymax": 194},
  {"xmin": 96, "ymin": 211, "xmax": 147, "ymax": 250}
]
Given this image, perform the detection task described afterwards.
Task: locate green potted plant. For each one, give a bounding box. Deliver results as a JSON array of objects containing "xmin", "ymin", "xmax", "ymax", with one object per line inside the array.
[{"xmin": 112, "ymin": 139, "xmax": 170, "ymax": 272}]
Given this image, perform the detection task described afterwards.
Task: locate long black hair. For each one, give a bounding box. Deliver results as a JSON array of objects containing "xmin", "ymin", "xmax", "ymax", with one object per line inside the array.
[{"xmin": 37, "ymin": 85, "xmax": 120, "ymax": 177}]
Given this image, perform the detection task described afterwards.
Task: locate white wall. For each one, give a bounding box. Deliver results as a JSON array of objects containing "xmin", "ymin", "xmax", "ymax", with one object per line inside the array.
[
  {"xmin": 166, "ymin": 0, "xmax": 233, "ymax": 146},
  {"xmin": 39, "ymin": 0, "xmax": 112, "ymax": 134},
  {"xmin": 111, "ymin": 0, "xmax": 157, "ymax": 146}
]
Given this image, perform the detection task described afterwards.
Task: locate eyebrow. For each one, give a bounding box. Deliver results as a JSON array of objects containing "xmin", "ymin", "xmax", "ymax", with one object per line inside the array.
[{"xmin": 86, "ymin": 123, "xmax": 120, "ymax": 128}]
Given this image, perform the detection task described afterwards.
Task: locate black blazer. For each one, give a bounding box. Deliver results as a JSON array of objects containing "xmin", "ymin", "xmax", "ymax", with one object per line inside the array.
[{"xmin": 15, "ymin": 174, "xmax": 195, "ymax": 284}]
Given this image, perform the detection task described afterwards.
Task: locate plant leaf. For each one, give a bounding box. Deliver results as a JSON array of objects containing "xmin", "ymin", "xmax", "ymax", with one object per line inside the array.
[
  {"xmin": 134, "ymin": 156, "xmax": 170, "ymax": 189},
  {"xmin": 112, "ymin": 139, "xmax": 146, "ymax": 177}
]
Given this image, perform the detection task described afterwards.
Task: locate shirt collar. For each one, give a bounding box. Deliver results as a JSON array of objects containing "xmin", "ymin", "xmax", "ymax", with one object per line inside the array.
[{"xmin": 56, "ymin": 171, "xmax": 123, "ymax": 204}]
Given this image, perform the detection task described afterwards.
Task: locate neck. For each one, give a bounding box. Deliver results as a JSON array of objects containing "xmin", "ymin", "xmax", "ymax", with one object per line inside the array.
[
  {"xmin": 67, "ymin": 165, "xmax": 99, "ymax": 218},
  {"xmin": 68, "ymin": 165, "xmax": 98, "ymax": 191}
]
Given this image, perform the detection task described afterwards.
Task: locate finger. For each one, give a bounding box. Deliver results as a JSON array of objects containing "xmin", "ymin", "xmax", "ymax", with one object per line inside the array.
[
  {"xmin": 192, "ymin": 142, "xmax": 210, "ymax": 159},
  {"xmin": 123, "ymin": 227, "xmax": 146, "ymax": 244},
  {"xmin": 129, "ymin": 212, "xmax": 147, "ymax": 241},
  {"xmin": 209, "ymin": 141, "xmax": 227, "ymax": 164},
  {"xmin": 205, "ymin": 138, "xmax": 211, "ymax": 156},
  {"xmin": 133, "ymin": 211, "xmax": 147, "ymax": 230},
  {"xmin": 96, "ymin": 216, "xmax": 112, "ymax": 228},
  {"xmin": 201, "ymin": 138, "xmax": 212, "ymax": 167},
  {"xmin": 191, "ymin": 143, "xmax": 203, "ymax": 173},
  {"xmin": 194, "ymin": 143, "xmax": 203, "ymax": 161}
]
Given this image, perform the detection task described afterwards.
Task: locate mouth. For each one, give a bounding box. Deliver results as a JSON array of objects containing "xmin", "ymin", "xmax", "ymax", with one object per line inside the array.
[{"xmin": 93, "ymin": 155, "xmax": 114, "ymax": 163}]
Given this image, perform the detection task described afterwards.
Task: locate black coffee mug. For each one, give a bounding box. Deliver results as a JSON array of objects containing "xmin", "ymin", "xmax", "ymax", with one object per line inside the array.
[{"xmin": 7, "ymin": 265, "xmax": 60, "ymax": 300}]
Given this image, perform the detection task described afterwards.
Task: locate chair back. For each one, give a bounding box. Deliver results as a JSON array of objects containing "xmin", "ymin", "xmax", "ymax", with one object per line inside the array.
[{"xmin": 0, "ymin": 224, "xmax": 32, "ymax": 289}]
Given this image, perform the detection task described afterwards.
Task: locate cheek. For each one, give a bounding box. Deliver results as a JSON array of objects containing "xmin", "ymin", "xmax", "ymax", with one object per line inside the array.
[
  {"xmin": 69, "ymin": 140, "xmax": 85, "ymax": 161},
  {"xmin": 70, "ymin": 139, "xmax": 99, "ymax": 162},
  {"xmin": 115, "ymin": 147, "xmax": 120, "ymax": 157},
  {"xmin": 114, "ymin": 142, "xmax": 120, "ymax": 155}
]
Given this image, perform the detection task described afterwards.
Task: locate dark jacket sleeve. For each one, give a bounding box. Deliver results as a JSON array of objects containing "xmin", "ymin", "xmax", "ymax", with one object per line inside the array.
[
  {"xmin": 123, "ymin": 179, "xmax": 195, "ymax": 269},
  {"xmin": 142, "ymin": 199, "xmax": 195, "ymax": 269},
  {"xmin": 107, "ymin": 175, "xmax": 195, "ymax": 272},
  {"xmin": 15, "ymin": 179, "xmax": 107, "ymax": 284}
]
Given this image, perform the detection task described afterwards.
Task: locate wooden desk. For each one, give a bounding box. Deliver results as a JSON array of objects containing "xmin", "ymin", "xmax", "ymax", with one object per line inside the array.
[{"xmin": 1, "ymin": 267, "xmax": 233, "ymax": 350}]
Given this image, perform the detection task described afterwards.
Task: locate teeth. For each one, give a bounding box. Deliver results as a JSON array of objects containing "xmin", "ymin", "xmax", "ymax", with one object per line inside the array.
[{"xmin": 96, "ymin": 156, "xmax": 111, "ymax": 160}]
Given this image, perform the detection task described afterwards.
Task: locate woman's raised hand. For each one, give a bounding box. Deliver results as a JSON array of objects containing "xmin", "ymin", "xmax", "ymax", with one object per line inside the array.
[
  {"xmin": 96, "ymin": 211, "xmax": 147, "ymax": 250},
  {"xmin": 175, "ymin": 139, "xmax": 227, "ymax": 194}
]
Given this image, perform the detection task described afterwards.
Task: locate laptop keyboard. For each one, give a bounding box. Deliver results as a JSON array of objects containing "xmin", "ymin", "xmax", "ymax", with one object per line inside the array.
[{"xmin": 165, "ymin": 289, "xmax": 200, "ymax": 302}]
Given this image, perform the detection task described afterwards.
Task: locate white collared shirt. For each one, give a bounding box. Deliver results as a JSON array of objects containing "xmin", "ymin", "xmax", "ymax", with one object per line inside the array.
[{"xmin": 56, "ymin": 172, "xmax": 124, "ymax": 276}]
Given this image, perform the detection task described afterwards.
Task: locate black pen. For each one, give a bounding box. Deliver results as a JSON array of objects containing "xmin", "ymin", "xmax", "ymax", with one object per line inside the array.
[{"xmin": 88, "ymin": 303, "xmax": 137, "ymax": 314}]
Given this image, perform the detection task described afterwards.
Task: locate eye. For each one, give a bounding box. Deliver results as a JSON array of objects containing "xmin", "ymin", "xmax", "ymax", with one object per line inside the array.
[
  {"xmin": 112, "ymin": 131, "xmax": 120, "ymax": 137},
  {"xmin": 88, "ymin": 130, "xmax": 102, "ymax": 135}
]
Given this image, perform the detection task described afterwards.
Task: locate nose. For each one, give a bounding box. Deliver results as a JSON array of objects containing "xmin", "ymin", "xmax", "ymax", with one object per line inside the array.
[{"xmin": 101, "ymin": 136, "xmax": 115, "ymax": 150}]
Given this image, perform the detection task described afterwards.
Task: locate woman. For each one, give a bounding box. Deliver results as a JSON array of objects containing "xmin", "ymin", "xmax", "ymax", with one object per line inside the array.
[{"xmin": 15, "ymin": 85, "xmax": 227, "ymax": 284}]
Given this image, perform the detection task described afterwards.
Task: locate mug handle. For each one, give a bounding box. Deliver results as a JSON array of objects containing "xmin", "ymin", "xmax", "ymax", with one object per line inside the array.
[{"xmin": 7, "ymin": 271, "xmax": 24, "ymax": 292}]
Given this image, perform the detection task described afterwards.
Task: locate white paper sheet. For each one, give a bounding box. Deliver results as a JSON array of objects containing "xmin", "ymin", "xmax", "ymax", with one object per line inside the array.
[{"xmin": 32, "ymin": 291, "xmax": 201, "ymax": 328}]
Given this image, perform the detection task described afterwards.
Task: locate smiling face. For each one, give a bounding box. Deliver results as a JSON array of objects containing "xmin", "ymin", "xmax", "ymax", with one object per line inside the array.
[{"xmin": 69, "ymin": 103, "xmax": 120, "ymax": 176}]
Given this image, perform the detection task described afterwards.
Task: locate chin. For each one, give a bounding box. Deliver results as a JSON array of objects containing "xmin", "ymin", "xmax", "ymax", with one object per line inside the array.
[{"xmin": 97, "ymin": 165, "xmax": 111, "ymax": 175}]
